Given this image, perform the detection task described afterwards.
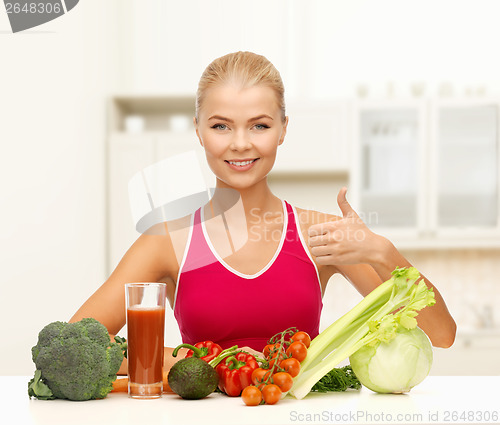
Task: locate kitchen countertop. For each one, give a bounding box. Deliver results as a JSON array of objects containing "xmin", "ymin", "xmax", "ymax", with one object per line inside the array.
[{"xmin": 3, "ymin": 376, "xmax": 499, "ymax": 425}]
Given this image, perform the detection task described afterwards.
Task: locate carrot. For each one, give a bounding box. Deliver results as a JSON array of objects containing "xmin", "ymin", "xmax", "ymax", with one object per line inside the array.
[{"xmin": 111, "ymin": 377, "xmax": 129, "ymax": 393}]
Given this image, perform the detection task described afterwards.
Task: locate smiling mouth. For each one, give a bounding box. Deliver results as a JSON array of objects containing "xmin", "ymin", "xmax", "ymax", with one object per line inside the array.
[{"xmin": 224, "ymin": 158, "xmax": 259, "ymax": 166}]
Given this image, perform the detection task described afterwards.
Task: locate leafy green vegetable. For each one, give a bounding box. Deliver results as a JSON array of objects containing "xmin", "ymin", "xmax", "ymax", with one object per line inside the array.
[
  {"xmin": 310, "ymin": 365, "xmax": 361, "ymax": 392},
  {"xmin": 28, "ymin": 370, "xmax": 55, "ymax": 400},
  {"xmin": 349, "ymin": 326, "xmax": 432, "ymax": 393},
  {"xmin": 290, "ymin": 267, "xmax": 435, "ymax": 400},
  {"xmin": 29, "ymin": 318, "xmax": 127, "ymax": 401}
]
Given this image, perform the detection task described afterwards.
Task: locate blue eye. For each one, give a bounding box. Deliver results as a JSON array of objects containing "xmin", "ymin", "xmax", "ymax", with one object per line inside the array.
[
  {"xmin": 212, "ymin": 123, "xmax": 228, "ymax": 130},
  {"xmin": 255, "ymin": 124, "xmax": 270, "ymax": 130}
]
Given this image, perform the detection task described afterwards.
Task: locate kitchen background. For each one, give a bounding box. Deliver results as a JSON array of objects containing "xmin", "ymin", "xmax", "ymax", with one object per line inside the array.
[{"xmin": 1, "ymin": 0, "xmax": 499, "ymax": 376}]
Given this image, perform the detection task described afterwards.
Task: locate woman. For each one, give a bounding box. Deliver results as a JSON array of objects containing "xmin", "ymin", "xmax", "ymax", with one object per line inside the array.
[{"xmin": 70, "ymin": 51, "xmax": 456, "ymax": 373}]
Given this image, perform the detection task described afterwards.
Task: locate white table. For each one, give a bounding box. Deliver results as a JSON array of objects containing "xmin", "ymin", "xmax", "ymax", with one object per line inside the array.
[{"xmin": 2, "ymin": 376, "xmax": 499, "ymax": 425}]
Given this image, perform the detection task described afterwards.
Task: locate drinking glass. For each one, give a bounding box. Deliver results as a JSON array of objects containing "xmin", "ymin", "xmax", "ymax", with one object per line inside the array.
[{"xmin": 125, "ymin": 282, "xmax": 166, "ymax": 399}]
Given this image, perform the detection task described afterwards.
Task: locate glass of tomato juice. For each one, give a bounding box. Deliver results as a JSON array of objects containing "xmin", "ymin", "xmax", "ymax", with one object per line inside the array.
[{"xmin": 125, "ymin": 283, "xmax": 166, "ymax": 399}]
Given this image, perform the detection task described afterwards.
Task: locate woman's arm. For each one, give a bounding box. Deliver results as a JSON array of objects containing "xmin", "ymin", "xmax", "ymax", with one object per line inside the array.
[
  {"xmin": 70, "ymin": 223, "xmax": 183, "ymax": 373},
  {"xmin": 307, "ymin": 188, "xmax": 457, "ymax": 348},
  {"xmin": 70, "ymin": 229, "xmax": 178, "ymax": 331}
]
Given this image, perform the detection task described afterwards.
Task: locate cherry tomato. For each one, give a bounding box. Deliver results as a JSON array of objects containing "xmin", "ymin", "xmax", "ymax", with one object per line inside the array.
[
  {"xmin": 263, "ymin": 344, "xmax": 274, "ymax": 358},
  {"xmin": 241, "ymin": 385, "xmax": 262, "ymax": 406},
  {"xmin": 286, "ymin": 341, "xmax": 308, "ymax": 362},
  {"xmin": 263, "ymin": 343, "xmax": 283, "ymax": 359},
  {"xmin": 279, "ymin": 357, "xmax": 301, "ymax": 377},
  {"xmin": 291, "ymin": 331, "xmax": 311, "ymax": 348},
  {"xmin": 251, "ymin": 368, "xmax": 271, "ymax": 386},
  {"xmin": 272, "ymin": 372, "xmax": 293, "ymax": 392},
  {"xmin": 262, "ymin": 384, "xmax": 282, "ymax": 405},
  {"xmin": 268, "ymin": 350, "xmax": 286, "ymax": 368}
]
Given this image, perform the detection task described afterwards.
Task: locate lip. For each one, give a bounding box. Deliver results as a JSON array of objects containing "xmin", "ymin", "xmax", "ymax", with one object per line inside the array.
[{"xmin": 224, "ymin": 158, "xmax": 259, "ymax": 171}]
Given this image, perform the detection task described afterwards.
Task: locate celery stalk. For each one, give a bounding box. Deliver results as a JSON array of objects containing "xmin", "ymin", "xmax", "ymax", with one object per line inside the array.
[{"xmin": 290, "ymin": 267, "xmax": 435, "ymax": 400}]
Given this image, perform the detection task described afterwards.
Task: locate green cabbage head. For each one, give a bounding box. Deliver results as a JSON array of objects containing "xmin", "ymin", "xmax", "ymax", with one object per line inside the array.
[{"xmin": 349, "ymin": 326, "xmax": 433, "ymax": 394}]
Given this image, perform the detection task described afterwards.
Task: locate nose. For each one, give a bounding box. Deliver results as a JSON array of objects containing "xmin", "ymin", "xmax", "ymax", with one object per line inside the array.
[{"xmin": 230, "ymin": 130, "xmax": 252, "ymax": 152}]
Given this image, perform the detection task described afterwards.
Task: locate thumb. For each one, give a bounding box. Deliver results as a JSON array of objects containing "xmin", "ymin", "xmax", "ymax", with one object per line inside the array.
[{"xmin": 337, "ymin": 187, "xmax": 358, "ymax": 218}]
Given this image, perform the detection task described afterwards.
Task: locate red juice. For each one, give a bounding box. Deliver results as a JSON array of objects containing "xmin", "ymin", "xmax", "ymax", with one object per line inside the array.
[{"xmin": 127, "ymin": 306, "xmax": 165, "ymax": 385}]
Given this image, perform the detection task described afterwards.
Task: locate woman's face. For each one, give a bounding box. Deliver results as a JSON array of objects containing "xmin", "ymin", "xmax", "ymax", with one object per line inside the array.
[{"xmin": 195, "ymin": 83, "xmax": 288, "ymax": 190}]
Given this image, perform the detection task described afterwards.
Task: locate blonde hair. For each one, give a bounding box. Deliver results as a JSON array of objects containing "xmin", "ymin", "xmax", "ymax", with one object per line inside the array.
[{"xmin": 195, "ymin": 51, "xmax": 286, "ymax": 123}]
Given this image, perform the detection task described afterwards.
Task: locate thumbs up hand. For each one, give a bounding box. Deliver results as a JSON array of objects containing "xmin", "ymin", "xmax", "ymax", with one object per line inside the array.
[
  {"xmin": 308, "ymin": 187, "xmax": 382, "ymax": 266},
  {"xmin": 336, "ymin": 186, "xmax": 358, "ymax": 219}
]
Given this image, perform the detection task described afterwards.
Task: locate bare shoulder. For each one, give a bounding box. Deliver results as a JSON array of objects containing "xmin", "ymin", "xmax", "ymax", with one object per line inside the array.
[
  {"xmin": 294, "ymin": 206, "xmax": 341, "ymax": 228},
  {"xmin": 123, "ymin": 213, "xmax": 193, "ymax": 280}
]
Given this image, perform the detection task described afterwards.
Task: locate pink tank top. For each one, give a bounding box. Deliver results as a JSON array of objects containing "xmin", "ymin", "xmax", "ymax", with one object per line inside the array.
[{"xmin": 173, "ymin": 200, "xmax": 323, "ymax": 351}]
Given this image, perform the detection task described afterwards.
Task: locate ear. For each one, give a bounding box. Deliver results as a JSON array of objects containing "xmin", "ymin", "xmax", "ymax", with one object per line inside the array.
[
  {"xmin": 278, "ymin": 116, "xmax": 288, "ymax": 146},
  {"xmin": 193, "ymin": 116, "xmax": 204, "ymax": 147}
]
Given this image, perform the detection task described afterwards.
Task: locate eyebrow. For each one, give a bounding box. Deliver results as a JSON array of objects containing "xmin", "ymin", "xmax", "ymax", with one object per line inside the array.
[{"xmin": 207, "ymin": 114, "xmax": 274, "ymax": 123}]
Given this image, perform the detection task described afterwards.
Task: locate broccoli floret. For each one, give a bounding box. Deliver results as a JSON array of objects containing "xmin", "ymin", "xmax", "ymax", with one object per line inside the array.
[{"xmin": 29, "ymin": 318, "xmax": 126, "ymax": 401}]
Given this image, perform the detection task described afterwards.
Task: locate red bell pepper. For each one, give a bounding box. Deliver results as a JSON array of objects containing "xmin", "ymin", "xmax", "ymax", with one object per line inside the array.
[
  {"xmin": 180, "ymin": 341, "xmax": 223, "ymax": 363},
  {"xmin": 216, "ymin": 352, "xmax": 259, "ymax": 397}
]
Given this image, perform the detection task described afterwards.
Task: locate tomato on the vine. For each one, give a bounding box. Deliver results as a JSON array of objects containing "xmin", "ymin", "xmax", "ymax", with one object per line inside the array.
[
  {"xmin": 272, "ymin": 372, "xmax": 293, "ymax": 392},
  {"xmin": 291, "ymin": 331, "xmax": 311, "ymax": 348},
  {"xmin": 251, "ymin": 368, "xmax": 271, "ymax": 387},
  {"xmin": 242, "ymin": 385, "xmax": 262, "ymax": 406},
  {"xmin": 286, "ymin": 341, "xmax": 308, "ymax": 362},
  {"xmin": 268, "ymin": 350, "xmax": 286, "ymax": 368},
  {"xmin": 263, "ymin": 343, "xmax": 283, "ymax": 359},
  {"xmin": 262, "ymin": 384, "xmax": 282, "ymax": 405},
  {"xmin": 280, "ymin": 357, "xmax": 301, "ymax": 377}
]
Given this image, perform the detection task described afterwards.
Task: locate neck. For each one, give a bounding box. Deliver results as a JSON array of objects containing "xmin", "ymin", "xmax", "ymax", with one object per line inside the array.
[{"xmin": 210, "ymin": 177, "xmax": 282, "ymax": 218}]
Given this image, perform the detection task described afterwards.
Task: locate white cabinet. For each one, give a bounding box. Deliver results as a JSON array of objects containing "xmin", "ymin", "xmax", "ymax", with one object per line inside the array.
[
  {"xmin": 352, "ymin": 99, "xmax": 500, "ymax": 248},
  {"xmin": 351, "ymin": 101, "xmax": 427, "ymax": 237},
  {"xmin": 106, "ymin": 96, "xmax": 200, "ymax": 272},
  {"xmin": 273, "ymin": 100, "xmax": 350, "ymax": 173},
  {"xmin": 429, "ymin": 100, "xmax": 500, "ymax": 236}
]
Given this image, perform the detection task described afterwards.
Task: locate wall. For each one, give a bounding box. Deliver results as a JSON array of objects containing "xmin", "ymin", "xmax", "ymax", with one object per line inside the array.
[{"xmin": 0, "ymin": 1, "xmax": 120, "ymax": 374}]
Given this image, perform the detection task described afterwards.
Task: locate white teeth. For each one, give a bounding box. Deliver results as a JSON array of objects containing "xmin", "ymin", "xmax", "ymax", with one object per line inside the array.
[{"xmin": 228, "ymin": 160, "xmax": 255, "ymax": 166}]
